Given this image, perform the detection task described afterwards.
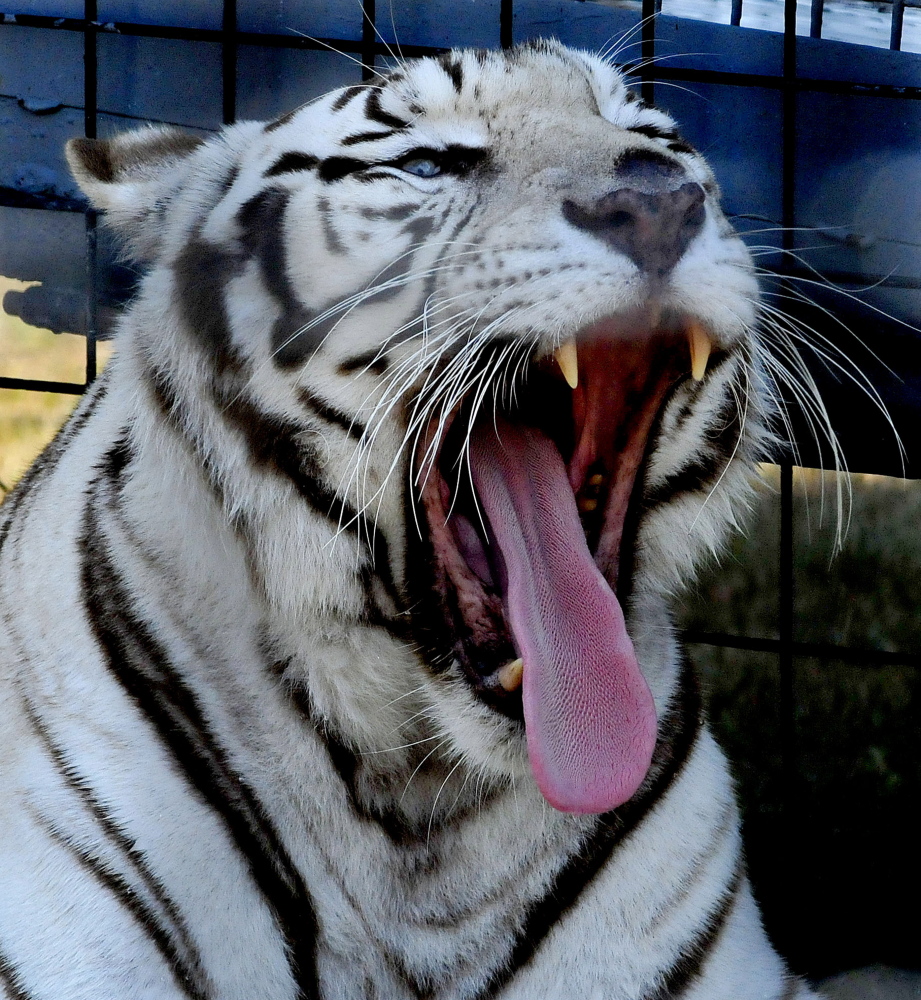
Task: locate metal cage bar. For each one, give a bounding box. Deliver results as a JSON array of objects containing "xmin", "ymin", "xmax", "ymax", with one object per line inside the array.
[{"xmin": 891, "ymin": 0, "xmax": 906, "ymax": 49}]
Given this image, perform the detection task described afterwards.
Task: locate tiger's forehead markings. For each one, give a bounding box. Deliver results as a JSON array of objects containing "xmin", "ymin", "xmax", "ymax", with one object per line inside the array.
[
  {"xmin": 331, "ymin": 84, "xmax": 370, "ymax": 114},
  {"xmin": 264, "ymin": 152, "xmax": 319, "ymax": 178},
  {"xmin": 365, "ymin": 89, "xmax": 412, "ymax": 131},
  {"xmin": 385, "ymin": 50, "xmax": 610, "ymax": 132},
  {"xmin": 341, "ymin": 129, "xmax": 398, "ymax": 147},
  {"xmin": 437, "ymin": 55, "xmax": 465, "ymax": 95}
]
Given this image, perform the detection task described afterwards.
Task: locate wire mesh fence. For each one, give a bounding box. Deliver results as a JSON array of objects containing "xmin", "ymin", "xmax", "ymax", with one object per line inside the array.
[{"xmin": 1, "ymin": 0, "xmax": 919, "ymax": 980}]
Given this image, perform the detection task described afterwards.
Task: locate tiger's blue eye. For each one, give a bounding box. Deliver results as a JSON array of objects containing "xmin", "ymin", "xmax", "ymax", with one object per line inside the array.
[{"xmin": 401, "ymin": 157, "xmax": 442, "ymax": 178}]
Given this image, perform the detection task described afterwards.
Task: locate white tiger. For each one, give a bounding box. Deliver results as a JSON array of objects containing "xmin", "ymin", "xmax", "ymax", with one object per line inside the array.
[{"xmin": 0, "ymin": 39, "xmax": 823, "ymax": 1000}]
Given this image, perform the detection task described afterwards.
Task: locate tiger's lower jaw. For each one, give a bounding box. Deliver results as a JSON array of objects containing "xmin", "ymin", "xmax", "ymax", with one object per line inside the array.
[{"xmin": 412, "ymin": 324, "xmax": 698, "ymax": 815}]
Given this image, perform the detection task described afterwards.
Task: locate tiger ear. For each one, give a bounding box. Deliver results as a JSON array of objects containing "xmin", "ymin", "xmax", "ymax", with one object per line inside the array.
[{"xmin": 66, "ymin": 127, "xmax": 205, "ymax": 260}]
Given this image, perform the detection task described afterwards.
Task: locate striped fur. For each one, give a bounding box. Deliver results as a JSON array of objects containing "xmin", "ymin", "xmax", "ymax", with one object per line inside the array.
[{"xmin": 0, "ymin": 41, "xmax": 822, "ymax": 999}]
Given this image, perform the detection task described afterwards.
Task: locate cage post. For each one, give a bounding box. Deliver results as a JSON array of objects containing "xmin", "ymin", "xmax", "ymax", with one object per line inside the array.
[
  {"xmin": 361, "ymin": 0, "xmax": 376, "ymax": 79},
  {"xmin": 641, "ymin": 0, "xmax": 657, "ymax": 106},
  {"xmin": 222, "ymin": 0, "xmax": 237, "ymax": 126},
  {"xmin": 778, "ymin": 0, "xmax": 800, "ymax": 899},
  {"xmin": 810, "ymin": 0, "xmax": 824, "ymax": 37},
  {"xmin": 500, "ymin": 0, "xmax": 514, "ymax": 50},
  {"xmin": 891, "ymin": 0, "xmax": 906, "ymax": 50},
  {"xmin": 83, "ymin": 1, "xmax": 98, "ymax": 384}
]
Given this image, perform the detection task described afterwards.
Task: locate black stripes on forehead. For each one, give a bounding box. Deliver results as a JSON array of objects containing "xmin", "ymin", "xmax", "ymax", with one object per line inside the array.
[
  {"xmin": 437, "ymin": 54, "xmax": 465, "ymax": 94},
  {"xmin": 364, "ymin": 89, "xmax": 412, "ymax": 130},
  {"xmin": 264, "ymin": 79, "xmax": 412, "ymax": 180},
  {"xmin": 265, "ymin": 152, "xmax": 319, "ymax": 178},
  {"xmin": 331, "ymin": 84, "xmax": 367, "ymax": 113},
  {"xmin": 341, "ymin": 129, "xmax": 398, "ymax": 147},
  {"xmin": 262, "ymin": 152, "xmax": 384, "ymax": 184}
]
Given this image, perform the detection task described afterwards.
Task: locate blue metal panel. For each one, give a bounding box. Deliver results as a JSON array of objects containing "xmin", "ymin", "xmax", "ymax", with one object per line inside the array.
[
  {"xmin": 235, "ymin": 45, "xmax": 360, "ymax": 121},
  {"xmin": 236, "ymin": 0, "xmax": 362, "ymax": 38},
  {"xmin": 96, "ymin": 33, "xmax": 224, "ymax": 130},
  {"xmin": 97, "ymin": 0, "xmax": 224, "ymax": 30}
]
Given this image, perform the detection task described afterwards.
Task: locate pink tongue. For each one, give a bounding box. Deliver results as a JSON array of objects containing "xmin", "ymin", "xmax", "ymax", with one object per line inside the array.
[{"xmin": 469, "ymin": 417, "xmax": 657, "ymax": 814}]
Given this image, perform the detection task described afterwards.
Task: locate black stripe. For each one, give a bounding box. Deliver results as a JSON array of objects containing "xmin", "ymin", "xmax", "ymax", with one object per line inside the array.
[
  {"xmin": 355, "ymin": 215, "xmax": 435, "ymax": 307},
  {"xmin": 382, "ymin": 200, "xmax": 480, "ymax": 352},
  {"xmin": 439, "ymin": 57, "xmax": 464, "ymax": 93},
  {"xmin": 218, "ymin": 386, "xmax": 356, "ymax": 531},
  {"xmin": 667, "ymin": 140, "xmax": 696, "ymax": 155},
  {"xmin": 217, "ymin": 163, "xmax": 240, "ymax": 197},
  {"xmin": 318, "ymin": 156, "xmax": 372, "ymax": 182},
  {"xmin": 331, "ymin": 85, "xmax": 367, "ymax": 112},
  {"xmin": 24, "ymin": 700, "xmax": 209, "ymax": 995},
  {"xmin": 172, "ymin": 231, "xmax": 245, "ymax": 364},
  {"xmin": 81, "ymin": 458, "xmax": 321, "ymax": 999},
  {"xmin": 337, "ymin": 349, "xmax": 389, "ymax": 376},
  {"xmin": 473, "ymin": 659, "xmax": 703, "ymax": 998},
  {"xmin": 341, "ymin": 129, "xmax": 396, "ymax": 146},
  {"xmin": 35, "ymin": 811, "xmax": 209, "ymax": 1000},
  {"xmin": 643, "ymin": 381, "xmax": 744, "ymax": 510},
  {"xmin": 317, "ymin": 196, "xmax": 346, "ymax": 255},
  {"xmin": 0, "ymin": 949, "xmax": 32, "ymax": 1000},
  {"xmin": 264, "ymin": 107, "xmax": 301, "ymax": 133},
  {"xmin": 629, "ymin": 124, "xmax": 678, "ymax": 142},
  {"xmin": 147, "ymin": 359, "xmax": 384, "ymax": 608},
  {"xmin": 297, "ymin": 387, "xmax": 366, "ymax": 441},
  {"xmin": 141, "ymin": 365, "xmax": 243, "ymax": 538},
  {"xmin": 236, "ymin": 186, "xmax": 297, "ymax": 305},
  {"xmin": 672, "ymin": 350, "xmax": 733, "ymax": 431},
  {"xmin": 365, "ymin": 90, "xmax": 411, "ymax": 130},
  {"xmin": 235, "ymin": 187, "xmax": 319, "ymax": 368},
  {"xmin": 209, "ymin": 378, "xmax": 402, "ymax": 613},
  {"xmin": 0, "ymin": 379, "xmax": 107, "ymax": 555},
  {"xmin": 278, "ymin": 677, "xmax": 425, "ymax": 846},
  {"xmin": 265, "ymin": 152, "xmax": 319, "ymax": 177},
  {"xmin": 645, "ymin": 865, "xmax": 744, "ymax": 999}
]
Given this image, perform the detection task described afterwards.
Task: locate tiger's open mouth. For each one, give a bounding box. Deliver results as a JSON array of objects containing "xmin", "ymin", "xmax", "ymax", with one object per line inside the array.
[{"xmin": 415, "ymin": 314, "xmax": 713, "ymax": 814}]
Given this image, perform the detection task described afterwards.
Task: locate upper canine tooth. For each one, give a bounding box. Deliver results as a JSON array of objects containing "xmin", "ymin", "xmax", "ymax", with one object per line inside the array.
[
  {"xmin": 554, "ymin": 340, "xmax": 579, "ymax": 389},
  {"xmin": 688, "ymin": 322, "xmax": 712, "ymax": 382},
  {"xmin": 498, "ymin": 657, "xmax": 524, "ymax": 692}
]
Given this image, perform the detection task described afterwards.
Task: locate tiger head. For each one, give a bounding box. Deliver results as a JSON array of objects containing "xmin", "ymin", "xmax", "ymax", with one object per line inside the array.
[{"xmin": 67, "ymin": 40, "xmax": 765, "ymax": 818}]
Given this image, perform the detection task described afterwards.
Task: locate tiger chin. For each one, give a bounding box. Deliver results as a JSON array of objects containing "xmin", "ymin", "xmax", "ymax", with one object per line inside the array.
[{"xmin": 0, "ymin": 39, "xmax": 825, "ymax": 1000}]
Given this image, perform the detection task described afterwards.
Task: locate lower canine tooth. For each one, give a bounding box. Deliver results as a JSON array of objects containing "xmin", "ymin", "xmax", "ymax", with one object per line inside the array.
[
  {"xmin": 554, "ymin": 340, "xmax": 579, "ymax": 389},
  {"xmin": 688, "ymin": 322, "xmax": 712, "ymax": 382},
  {"xmin": 498, "ymin": 657, "xmax": 524, "ymax": 692}
]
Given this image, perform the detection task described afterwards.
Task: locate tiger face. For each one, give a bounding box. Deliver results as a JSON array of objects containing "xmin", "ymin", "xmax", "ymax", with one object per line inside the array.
[{"xmin": 68, "ymin": 40, "xmax": 763, "ymax": 819}]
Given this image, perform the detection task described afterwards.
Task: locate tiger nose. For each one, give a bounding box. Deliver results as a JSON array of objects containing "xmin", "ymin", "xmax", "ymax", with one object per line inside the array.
[{"xmin": 562, "ymin": 181, "xmax": 706, "ymax": 278}]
